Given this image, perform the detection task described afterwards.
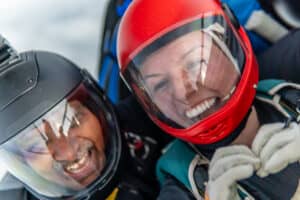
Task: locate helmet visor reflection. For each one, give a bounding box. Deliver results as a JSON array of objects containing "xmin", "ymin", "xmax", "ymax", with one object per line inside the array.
[
  {"xmin": 0, "ymin": 83, "xmax": 113, "ymax": 198},
  {"xmin": 124, "ymin": 15, "xmax": 245, "ymax": 128}
]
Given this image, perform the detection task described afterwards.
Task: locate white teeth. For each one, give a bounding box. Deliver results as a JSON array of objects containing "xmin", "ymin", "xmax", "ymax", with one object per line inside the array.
[
  {"xmin": 186, "ymin": 98, "xmax": 216, "ymax": 118},
  {"xmin": 66, "ymin": 152, "xmax": 88, "ymax": 172}
]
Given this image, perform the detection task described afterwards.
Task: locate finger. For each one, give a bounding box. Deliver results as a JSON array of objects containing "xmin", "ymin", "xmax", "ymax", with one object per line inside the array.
[
  {"xmin": 256, "ymin": 168, "xmax": 269, "ymax": 178},
  {"xmin": 252, "ymin": 122, "xmax": 284, "ymax": 155},
  {"xmin": 210, "ymin": 145, "xmax": 254, "ymax": 167},
  {"xmin": 206, "ymin": 183, "xmax": 232, "ymax": 200},
  {"xmin": 42, "ymin": 119, "xmax": 57, "ymax": 141},
  {"xmin": 257, "ymin": 145, "xmax": 291, "ymax": 178},
  {"xmin": 259, "ymin": 127, "xmax": 295, "ymax": 163},
  {"xmin": 264, "ymin": 141, "xmax": 300, "ymax": 174},
  {"xmin": 217, "ymin": 164, "xmax": 256, "ymax": 186},
  {"xmin": 209, "ymin": 154, "xmax": 260, "ymax": 181}
]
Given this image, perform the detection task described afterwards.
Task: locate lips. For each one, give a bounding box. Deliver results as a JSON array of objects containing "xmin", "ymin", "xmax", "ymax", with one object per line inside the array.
[
  {"xmin": 62, "ymin": 144, "xmax": 104, "ymax": 185},
  {"xmin": 184, "ymin": 86, "xmax": 236, "ymax": 120},
  {"xmin": 185, "ymin": 98, "xmax": 216, "ymax": 118},
  {"xmin": 65, "ymin": 150, "xmax": 89, "ymax": 173}
]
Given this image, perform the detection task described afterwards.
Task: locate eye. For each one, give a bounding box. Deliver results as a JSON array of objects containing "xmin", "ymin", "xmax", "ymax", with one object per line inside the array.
[
  {"xmin": 68, "ymin": 109, "xmax": 85, "ymax": 129},
  {"xmin": 20, "ymin": 128, "xmax": 49, "ymax": 154},
  {"xmin": 26, "ymin": 141, "xmax": 49, "ymax": 154},
  {"xmin": 186, "ymin": 59, "xmax": 207, "ymax": 71},
  {"xmin": 186, "ymin": 61, "xmax": 199, "ymax": 70},
  {"xmin": 70, "ymin": 115, "xmax": 81, "ymax": 129},
  {"xmin": 153, "ymin": 78, "xmax": 169, "ymax": 93}
]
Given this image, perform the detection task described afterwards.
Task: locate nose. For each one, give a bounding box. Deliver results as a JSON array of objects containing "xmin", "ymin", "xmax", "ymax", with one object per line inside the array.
[
  {"xmin": 48, "ymin": 131, "xmax": 78, "ymax": 162},
  {"xmin": 171, "ymin": 69, "xmax": 196, "ymax": 105},
  {"xmin": 43, "ymin": 119, "xmax": 78, "ymax": 162},
  {"xmin": 52, "ymin": 137, "xmax": 78, "ymax": 162}
]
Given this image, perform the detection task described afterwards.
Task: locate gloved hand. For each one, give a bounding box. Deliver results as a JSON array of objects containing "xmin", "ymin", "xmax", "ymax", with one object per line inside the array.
[
  {"xmin": 252, "ymin": 122, "xmax": 300, "ymax": 177},
  {"xmin": 206, "ymin": 145, "xmax": 260, "ymax": 200}
]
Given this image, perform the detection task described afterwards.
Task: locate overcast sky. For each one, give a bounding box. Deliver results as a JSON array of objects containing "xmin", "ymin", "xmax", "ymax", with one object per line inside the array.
[
  {"xmin": 0, "ymin": 0, "xmax": 109, "ymax": 78},
  {"xmin": 0, "ymin": 0, "xmax": 109, "ymax": 182}
]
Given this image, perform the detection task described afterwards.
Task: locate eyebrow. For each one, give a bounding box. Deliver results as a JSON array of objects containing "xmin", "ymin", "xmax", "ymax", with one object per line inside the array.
[
  {"xmin": 143, "ymin": 44, "xmax": 206, "ymax": 81},
  {"xmin": 180, "ymin": 45, "xmax": 204, "ymax": 60},
  {"xmin": 69, "ymin": 103, "xmax": 85, "ymax": 112},
  {"xmin": 143, "ymin": 73, "xmax": 163, "ymax": 81}
]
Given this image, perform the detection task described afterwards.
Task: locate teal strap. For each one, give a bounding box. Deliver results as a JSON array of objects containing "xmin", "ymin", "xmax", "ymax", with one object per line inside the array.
[
  {"xmin": 256, "ymin": 79, "xmax": 300, "ymax": 121},
  {"xmin": 256, "ymin": 79, "xmax": 285, "ymax": 95},
  {"xmin": 156, "ymin": 140, "xmax": 196, "ymax": 190}
]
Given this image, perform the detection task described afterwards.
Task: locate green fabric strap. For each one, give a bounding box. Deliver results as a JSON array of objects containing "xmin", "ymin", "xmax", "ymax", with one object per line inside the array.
[
  {"xmin": 156, "ymin": 139, "xmax": 196, "ymax": 190},
  {"xmin": 256, "ymin": 79, "xmax": 285, "ymax": 94}
]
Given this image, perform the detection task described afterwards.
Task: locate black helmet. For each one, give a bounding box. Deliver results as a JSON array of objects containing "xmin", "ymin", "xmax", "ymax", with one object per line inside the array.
[{"xmin": 0, "ymin": 35, "xmax": 123, "ymax": 199}]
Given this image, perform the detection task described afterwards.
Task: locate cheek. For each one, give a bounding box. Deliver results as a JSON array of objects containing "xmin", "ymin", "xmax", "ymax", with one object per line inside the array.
[
  {"xmin": 27, "ymin": 154, "xmax": 53, "ymax": 173},
  {"xmin": 154, "ymin": 93, "xmax": 177, "ymax": 116},
  {"xmin": 81, "ymin": 118, "xmax": 105, "ymax": 151},
  {"xmin": 204, "ymin": 49, "xmax": 239, "ymax": 95},
  {"xmin": 154, "ymin": 94, "xmax": 188, "ymax": 126}
]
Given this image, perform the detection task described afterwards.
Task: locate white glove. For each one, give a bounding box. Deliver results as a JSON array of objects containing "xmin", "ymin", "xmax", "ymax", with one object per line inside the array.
[
  {"xmin": 206, "ymin": 145, "xmax": 260, "ymax": 200},
  {"xmin": 252, "ymin": 122, "xmax": 300, "ymax": 177}
]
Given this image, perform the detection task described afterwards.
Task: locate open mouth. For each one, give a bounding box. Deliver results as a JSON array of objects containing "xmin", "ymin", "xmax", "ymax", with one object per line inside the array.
[
  {"xmin": 65, "ymin": 150, "xmax": 90, "ymax": 173},
  {"xmin": 185, "ymin": 86, "xmax": 236, "ymax": 119},
  {"xmin": 185, "ymin": 98, "xmax": 216, "ymax": 119},
  {"xmin": 62, "ymin": 143, "xmax": 103, "ymax": 184}
]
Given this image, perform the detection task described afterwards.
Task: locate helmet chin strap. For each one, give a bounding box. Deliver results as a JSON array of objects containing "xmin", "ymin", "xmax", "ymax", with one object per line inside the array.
[{"xmin": 0, "ymin": 35, "xmax": 22, "ymax": 72}]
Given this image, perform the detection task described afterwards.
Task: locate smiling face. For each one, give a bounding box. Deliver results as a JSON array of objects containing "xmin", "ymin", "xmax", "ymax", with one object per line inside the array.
[
  {"xmin": 17, "ymin": 100, "xmax": 106, "ymax": 189},
  {"xmin": 140, "ymin": 30, "xmax": 240, "ymax": 127}
]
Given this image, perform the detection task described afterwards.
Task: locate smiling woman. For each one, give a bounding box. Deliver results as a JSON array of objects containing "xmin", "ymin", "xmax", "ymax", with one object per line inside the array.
[
  {"xmin": 120, "ymin": 12, "xmax": 250, "ymax": 144},
  {"xmin": 140, "ymin": 28, "xmax": 241, "ymax": 128},
  {"xmin": 117, "ymin": 0, "xmax": 259, "ymax": 145}
]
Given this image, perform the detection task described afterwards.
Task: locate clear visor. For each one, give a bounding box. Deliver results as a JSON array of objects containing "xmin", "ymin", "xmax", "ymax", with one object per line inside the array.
[
  {"xmin": 124, "ymin": 15, "xmax": 245, "ymax": 128},
  {"xmin": 0, "ymin": 82, "xmax": 120, "ymax": 199}
]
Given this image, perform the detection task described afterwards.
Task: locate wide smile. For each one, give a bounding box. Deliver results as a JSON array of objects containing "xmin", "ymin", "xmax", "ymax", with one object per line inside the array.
[
  {"xmin": 65, "ymin": 150, "xmax": 90, "ymax": 173},
  {"xmin": 62, "ymin": 145, "xmax": 102, "ymax": 184},
  {"xmin": 185, "ymin": 86, "xmax": 236, "ymax": 119},
  {"xmin": 185, "ymin": 98, "xmax": 216, "ymax": 119}
]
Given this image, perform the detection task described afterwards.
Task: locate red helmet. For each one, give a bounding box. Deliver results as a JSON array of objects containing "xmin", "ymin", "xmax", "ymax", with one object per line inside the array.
[{"xmin": 117, "ymin": 0, "xmax": 258, "ymax": 144}]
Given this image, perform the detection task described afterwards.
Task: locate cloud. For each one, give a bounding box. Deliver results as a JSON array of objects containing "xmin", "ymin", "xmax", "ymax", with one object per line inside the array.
[{"xmin": 0, "ymin": 0, "xmax": 109, "ymax": 78}]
